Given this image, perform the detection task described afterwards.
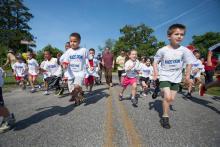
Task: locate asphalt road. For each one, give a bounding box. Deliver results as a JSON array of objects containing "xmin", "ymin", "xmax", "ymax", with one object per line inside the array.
[{"xmin": 0, "ymin": 75, "xmax": 220, "ymax": 147}]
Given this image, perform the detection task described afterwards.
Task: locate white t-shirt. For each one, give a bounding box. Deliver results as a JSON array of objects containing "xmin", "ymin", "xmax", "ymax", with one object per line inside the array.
[
  {"xmin": 0, "ymin": 67, "xmax": 4, "ymax": 87},
  {"xmin": 191, "ymin": 59, "xmax": 204, "ymax": 78},
  {"xmin": 139, "ymin": 64, "xmax": 153, "ymax": 78},
  {"xmin": 116, "ymin": 55, "xmax": 126, "ymax": 70},
  {"xmin": 63, "ymin": 48, "xmax": 87, "ymax": 79},
  {"xmin": 43, "ymin": 58, "xmax": 62, "ymax": 77},
  {"xmin": 125, "ymin": 59, "xmax": 141, "ymax": 78},
  {"xmin": 85, "ymin": 58, "xmax": 99, "ymax": 78},
  {"xmin": 59, "ymin": 51, "xmax": 70, "ymax": 78},
  {"xmin": 154, "ymin": 46, "xmax": 196, "ymax": 83},
  {"xmin": 12, "ymin": 62, "xmax": 27, "ymax": 77},
  {"xmin": 40, "ymin": 60, "xmax": 49, "ymax": 79},
  {"xmin": 27, "ymin": 58, "xmax": 39, "ymax": 75}
]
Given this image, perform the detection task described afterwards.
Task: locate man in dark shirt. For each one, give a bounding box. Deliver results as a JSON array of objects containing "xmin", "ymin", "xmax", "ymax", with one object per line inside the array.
[{"xmin": 102, "ymin": 48, "xmax": 114, "ymax": 87}]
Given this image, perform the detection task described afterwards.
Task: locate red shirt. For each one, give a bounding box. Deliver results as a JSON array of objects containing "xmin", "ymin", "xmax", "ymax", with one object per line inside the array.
[
  {"xmin": 102, "ymin": 52, "xmax": 114, "ymax": 68},
  {"xmin": 204, "ymin": 57, "xmax": 218, "ymax": 71}
]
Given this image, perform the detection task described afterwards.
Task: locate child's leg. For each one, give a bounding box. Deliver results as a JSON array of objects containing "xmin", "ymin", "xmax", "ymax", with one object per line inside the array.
[
  {"xmin": 32, "ymin": 75, "xmax": 37, "ymax": 88},
  {"xmin": 29, "ymin": 75, "xmax": 34, "ymax": 89},
  {"xmin": 0, "ymin": 88, "xmax": 10, "ymax": 118},
  {"xmin": 162, "ymin": 87, "xmax": 172, "ymax": 117},
  {"xmin": 131, "ymin": 82, "xmax": 137, "ymax": 98},
  {"xmin": 187, "ymin": 79, "xmax": 194, "ymax": 93},
  {"xmin": 206, "ymin": 80, "xmax": 220, "ymax": 89}
]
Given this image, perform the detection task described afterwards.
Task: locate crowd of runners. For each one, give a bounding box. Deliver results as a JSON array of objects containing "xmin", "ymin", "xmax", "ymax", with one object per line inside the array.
[{"xmin": 0, "ymin": 23, "xmax": 219, "ymax": 133}]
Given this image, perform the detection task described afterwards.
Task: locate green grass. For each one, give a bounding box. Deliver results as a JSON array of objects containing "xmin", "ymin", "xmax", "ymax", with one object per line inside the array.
[{"xmin": 207, "ymin": 87, "xmax": 220, "ymax": 96}]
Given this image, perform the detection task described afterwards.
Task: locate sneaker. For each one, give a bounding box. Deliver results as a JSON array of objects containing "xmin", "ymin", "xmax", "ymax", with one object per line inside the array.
[
  {"xmin": 110, "ymin": 83, "xmax": 113, "ymax": 87},
  {"xmin": 8, "ymin": 113, "xmax": 16, "ymax": 126},
  {"xmin": 44, "ymin": 91, "xmax": 49, "ymax": 95},
  {"xmin": 160, "ymin": 117, "xmax": 171, "ymax": 129},
  {"xmin": 0, "ymin": 122, "xmax": 11, "ymax": 133},
  {"xmin": 142, "ymin": 92, "xmax": 147, "ymax": 97},
  {"xmin": 186, "ymin": 92, "xmax": 192, "ymax": 98},
  {"xmin": 131, "ymin": 97, "xmax": 138, "ymax": 106},
  {"xmin": 199, "ymin": 84, "xmax": 206, "ymax": 96},
  {"xmin": 31, "ymin": 88, "xmax": 36, "ymax": 93},
  {"xmin": 119, "ymin": 93, "xmax": 123, "ymax": 101},
  {"xmin": 69, "ymin": 96, "xmax": 75, "ymax": 102},
  {"xmin": 56, "ymin": 88, "xmax": 64, "ymax": 96}
]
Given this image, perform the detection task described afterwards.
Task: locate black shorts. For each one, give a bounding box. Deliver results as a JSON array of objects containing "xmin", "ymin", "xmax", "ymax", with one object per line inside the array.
[
  {"xmin": 139, "ymin": 77, "xmax": 150, "ymax": 84},
  {"xmin": 118, "ymin": 70, "xmax": 125, "ymax": 78},
  {"xmin": 0, "ymin": 87, "xmax": 4, "ymax": 107}
]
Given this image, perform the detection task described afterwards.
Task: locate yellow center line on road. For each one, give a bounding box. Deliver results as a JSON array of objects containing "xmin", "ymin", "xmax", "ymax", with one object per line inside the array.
[
  {"xmin": 104, "ymin": 88, "xmax": 115, "ymax": 147},
  {"xmin": 111, "ymin": 87, "xmax": 143, "ymax": 147}
]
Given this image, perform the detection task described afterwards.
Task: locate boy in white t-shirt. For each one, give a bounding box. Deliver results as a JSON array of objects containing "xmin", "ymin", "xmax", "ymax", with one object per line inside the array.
[
  {"xmin": 42, "ymin": 51, "xmax": 62, "ymax": 95},
  {"xmin": 85, "ymin": 48, "xmax": 99, "ymax": 92},
  {"xmin": 12, "ymin": 55, "xmax": 28, "ymax": 89},
  {"xmin": 186, "ymin": 50, "xmax": 204, "ymax": 98},
  {"xmin": 63, "ymin": 33, "xmax": 87, "ymax": 105},
  {"xmin": 119, "ymin": 49, "xmax": 141, "ymax": 106},
  {"xmin": 139, "ymin": 58, "xmax": 153, "ymax": 97},
  {"xmin": 153, "ymin": 24, "xmax": 196, "ymax": 129},
  {"xmin": 0, "ymin": 67, "xmax": 15, "ymax": 133},
  {"xmin": 27, "ymin": 51, "xmax": 39, "ymax": 93}
]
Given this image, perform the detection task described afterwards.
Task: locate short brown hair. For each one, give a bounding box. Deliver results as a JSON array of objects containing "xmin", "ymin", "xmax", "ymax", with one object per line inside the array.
[
  {"xmin": 167, "ymin": 24, "xmax": 186, "ymax": 36},
  {"xmin": 70, "ymin": 32, "xmax": 81, "ymax": 41}
]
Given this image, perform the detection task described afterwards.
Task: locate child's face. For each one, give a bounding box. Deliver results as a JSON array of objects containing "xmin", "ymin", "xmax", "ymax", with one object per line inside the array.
[
  {"xmin": 70, "ymin": 36, "xmax": 80, "ymax": 49},
  {"xmin": 146, "ymin": 59, "xmax": 151, "ymax": 66},
  {"xmin": 65, "ymin": 44, "xmax": 70, "ymax": 50},
  {"xmin": 89, "ymin": 50, "xmax": 95, "ymax": 57},
  {"xmin": 44, "ymin": 52, "xmax": 51, "ymax": 60},
  {"xmin": 168, "ymin": 28, "xmax": 185, "ymax": 46},
  {"xmin": 194, "ymin": 52, "xmax": 200, "ymax": 59},
  {"xmin": 129, "ymin": 51, "xmax": 137, "ymax": 61},
  {"xmin": 27, "ymin": 52, "xmax": 32, "ymax": 59}
]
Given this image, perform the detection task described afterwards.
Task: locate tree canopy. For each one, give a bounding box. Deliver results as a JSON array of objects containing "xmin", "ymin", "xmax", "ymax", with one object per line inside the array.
[
  {"xmin": 113, "ymin": 24, "xmax": 165, "ymax": 57},
  {"xmin": 191, "ymin": 32, "xmax": 220, "ymax": 57},
  {"xmin": 0, "ymin": 0, "xmax": 34, "ymax": 52}
]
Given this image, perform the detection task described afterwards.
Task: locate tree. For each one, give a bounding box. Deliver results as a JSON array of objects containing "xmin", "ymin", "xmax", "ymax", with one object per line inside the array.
[
  {"xmin": 191, "ymin": 32, "xmax": 220, "ymax": 57},
  {"xmin": 0, "ymin": 0, "xmax": 34, "ymax": 52},
  {"xmin": 113, "ymin": 24, "xmax": 165, "ymax": 57},
  {"xmin": 36, "ymin": 45, "xmax": 63, "ymax": 63}
]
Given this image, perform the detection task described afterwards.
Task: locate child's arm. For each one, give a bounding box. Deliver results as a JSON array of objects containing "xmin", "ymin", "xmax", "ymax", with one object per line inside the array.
[
  {"xmin": 153, "ymin": 62, "xmax": 158, "ymax": 80},
  {"xmin": 207, "ymin": 51, "xmax": 212, "ymax": 66},
  {"xmin": 185, "ymin": 64, "xmax": 192, "ymax": 83}
]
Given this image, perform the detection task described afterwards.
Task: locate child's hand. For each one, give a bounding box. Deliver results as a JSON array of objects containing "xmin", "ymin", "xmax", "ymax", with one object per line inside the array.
[{"xmin": 90, "ymin": 67, "xmax": 94, "ymax": 71}]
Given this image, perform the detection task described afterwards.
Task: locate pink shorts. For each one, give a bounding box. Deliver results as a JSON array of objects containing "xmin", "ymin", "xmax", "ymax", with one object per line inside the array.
[{"xmin": 121, "ymin": 76, "xmax": 137, "ymax": 88}]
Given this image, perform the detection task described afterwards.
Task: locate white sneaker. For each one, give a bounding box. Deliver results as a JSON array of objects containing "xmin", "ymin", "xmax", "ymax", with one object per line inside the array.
[
  {"xmin": 142, "ymin": 93, "xmax": 147, "ymax": 97},
  {"xmin": 0, "ymin": 122, "xmax": 10, "ymax": 133},
  {"xmin": 44, "ymin": 91, "xmax": 49, "ymax": 95}
]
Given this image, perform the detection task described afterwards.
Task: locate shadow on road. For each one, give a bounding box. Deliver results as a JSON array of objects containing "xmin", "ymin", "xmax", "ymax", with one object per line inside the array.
[
  {"xmin": 212, "ymin": 96, "xmax": 220, "ymax": 101},
  {"xmin": 149, "ymin": 100, "xmax": 176, "ymax": 119},
  {"xmin": 83, "ymin": 87, "xmax": 109, "ymax": 106},
  {"xmin": 185, "ymin": 96, "xmax": 220, "ymax": 114},
  {"xmin": 13, "ymin": 104, "xmax": 75, "ymax": 131}
]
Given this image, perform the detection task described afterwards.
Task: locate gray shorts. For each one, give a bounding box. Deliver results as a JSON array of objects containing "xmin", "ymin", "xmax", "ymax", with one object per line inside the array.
[{"xmin": 68, "ymin": 76, "xmax": 84, "ymax": 92}]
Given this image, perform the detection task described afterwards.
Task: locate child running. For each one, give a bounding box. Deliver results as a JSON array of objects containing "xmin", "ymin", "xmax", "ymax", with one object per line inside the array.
[
  {"xmin": 186, "ymin": 50, "xmax": 204, "ymax": 98},
  {"xmin": 63, "ymin": 32, "xmax": 87, "ymax": 106},
  {"xmin": 119, "ymin": 49, "xmax": 141, "ymax": 106},
  {"xmin": 12, "ymin": 55, "xmax": 28, "ymax": 89},
  {"xmin": 42, "ymin": 50, "xmax": 62, "ymax": 95},
  {"xmin": 153, "ymin": 24, "xmax": 196, "ymax": 129},
  {"xmin": 139, "ymin": 57, "xmax": 153, "ymax": 97},
  {"xmin": 27, "ymin": 51, "xmax": 39, "ymax": 93},
  {"xmin": 85, "ymin": 48, "xmax": 99, "ymax": 92}
]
